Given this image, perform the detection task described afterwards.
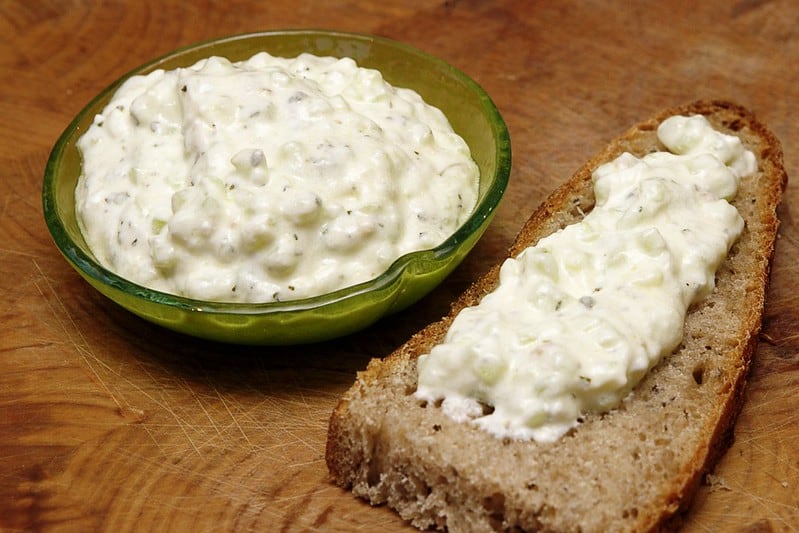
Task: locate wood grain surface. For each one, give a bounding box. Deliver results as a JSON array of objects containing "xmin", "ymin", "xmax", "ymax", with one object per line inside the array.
[{"xmin": 1, "ymin": 1, "xmax": 797, "ymax": 531}]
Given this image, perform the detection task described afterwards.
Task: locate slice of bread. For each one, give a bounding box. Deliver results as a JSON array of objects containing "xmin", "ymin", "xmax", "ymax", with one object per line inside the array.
[{"xmin": 325, "ymin": 100, "xmax": 787, "ymax": 532}]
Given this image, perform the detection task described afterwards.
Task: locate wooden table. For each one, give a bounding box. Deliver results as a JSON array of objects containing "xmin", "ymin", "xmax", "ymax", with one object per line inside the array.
[{"xmin": 2, "ymin": 1, "xmax": 797, "ymax": 531}]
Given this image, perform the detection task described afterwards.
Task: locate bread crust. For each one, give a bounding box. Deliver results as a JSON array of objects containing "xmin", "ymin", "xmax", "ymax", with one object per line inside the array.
[{"xmin": 326, "ymin": 100, "xmax": 787, "ymax": 532}]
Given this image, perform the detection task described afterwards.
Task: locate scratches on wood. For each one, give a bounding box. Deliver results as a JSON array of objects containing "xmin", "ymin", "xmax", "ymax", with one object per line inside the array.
[{"xmin": 2, "ymin": 0, "xmax": 798, "ymax": 530}]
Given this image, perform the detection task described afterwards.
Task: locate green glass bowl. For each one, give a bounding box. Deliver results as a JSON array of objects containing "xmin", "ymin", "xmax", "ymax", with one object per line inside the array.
[{"xmin": 42, "ymin": 30, "xmax": 511, "ymax": 345}]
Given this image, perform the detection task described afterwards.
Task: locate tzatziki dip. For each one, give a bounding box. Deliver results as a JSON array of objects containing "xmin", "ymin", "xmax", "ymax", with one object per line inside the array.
[
  {"xmin": 415, "ymin": 114, "xmax": 756, "ymax": 443},
  {"xmin": 75, "ymin": 52, "xmax": 479, "ymax": 303}
]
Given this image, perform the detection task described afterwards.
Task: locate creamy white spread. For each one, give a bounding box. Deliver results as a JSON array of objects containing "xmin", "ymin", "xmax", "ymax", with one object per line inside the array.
[
  {"xmin": 75, "ymin": 52, "xmax": 478, "ymax": 302},
  {"xmin": 415, "ymin": 115, "xmax": 756, "ymax": 442}
]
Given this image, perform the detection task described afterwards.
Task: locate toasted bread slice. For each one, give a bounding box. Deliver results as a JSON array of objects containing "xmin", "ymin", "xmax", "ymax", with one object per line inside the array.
[{"xmin": 326, "ymin": 100, "xmax": 787, "ymax": 532}]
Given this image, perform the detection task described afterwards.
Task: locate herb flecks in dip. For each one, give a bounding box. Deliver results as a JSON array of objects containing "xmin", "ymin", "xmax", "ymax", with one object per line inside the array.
[{"xmin": 76, "ymin": 52, "xmax": 478, "ymax": 303}]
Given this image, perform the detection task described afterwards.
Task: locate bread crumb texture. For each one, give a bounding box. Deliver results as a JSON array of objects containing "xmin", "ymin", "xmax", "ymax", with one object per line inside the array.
[{"xmin": 326, "ymin": 100, "xmax": 787, "ymax": 532}]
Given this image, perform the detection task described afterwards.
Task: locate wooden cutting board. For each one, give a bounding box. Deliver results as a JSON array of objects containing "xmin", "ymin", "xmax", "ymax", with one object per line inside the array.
[{"xmin": 1, "ymin": 1, "xmax": 797, "ymax": 531}]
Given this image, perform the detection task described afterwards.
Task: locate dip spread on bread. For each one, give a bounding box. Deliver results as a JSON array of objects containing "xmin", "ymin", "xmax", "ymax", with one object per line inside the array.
[
  {"xmin": 415, "ymin": 115, "xmax": 756, "ymax": 443},
  {"xmin": 75, "ymin": 52, "xmax": 478, "ymax": 303}
]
